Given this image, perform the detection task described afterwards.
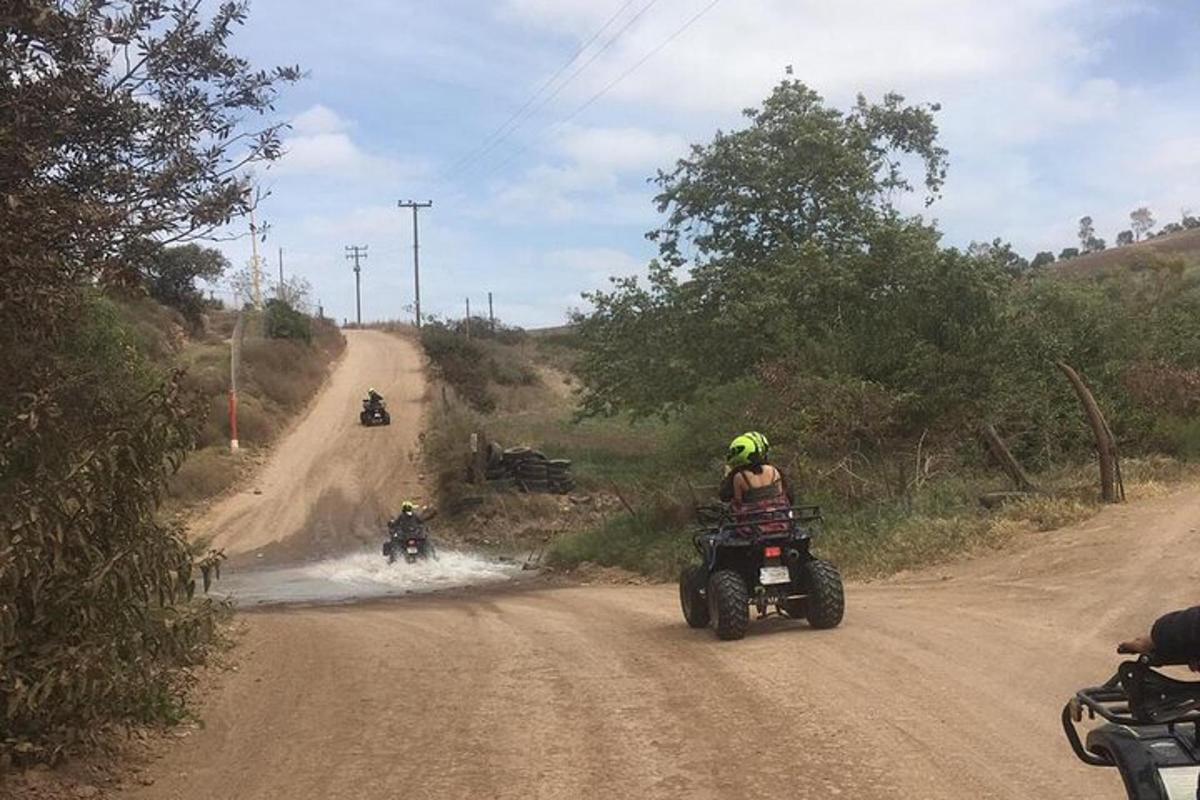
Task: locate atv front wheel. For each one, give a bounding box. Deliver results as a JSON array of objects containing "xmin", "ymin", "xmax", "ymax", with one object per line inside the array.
[
  {"xmin": 802, "ymin": 559, "xmax": 845, "ymax": 629},
  {"xmin": 708, "ymin": 570, "xmax": 749, "ymax": 640},
  {"xmin": 678, "ymin": 566, "xmax": 710, "ymax": 628}
]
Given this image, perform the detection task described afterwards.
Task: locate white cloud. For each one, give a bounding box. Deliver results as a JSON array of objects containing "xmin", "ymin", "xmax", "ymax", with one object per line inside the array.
[
  {"xmin": 291, "ymin": 104, "xmax": 350, "ymax": 135},
  {"xmin": 273, "ymin": 104, "xmax": 429, "ymax": 182}
]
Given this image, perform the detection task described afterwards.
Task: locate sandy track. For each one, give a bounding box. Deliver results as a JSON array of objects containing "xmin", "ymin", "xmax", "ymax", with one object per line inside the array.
[
  {"xmin": 125, "ymin": 484, "xmax": 1200, "ymax": 799},
  {"xmin": 192, "ymin": 329, "xmax": 426, "ymax": 562}
]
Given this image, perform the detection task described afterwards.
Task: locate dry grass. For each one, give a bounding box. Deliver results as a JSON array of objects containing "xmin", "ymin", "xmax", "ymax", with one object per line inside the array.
[{"xmin": 1056, "ymin": 228, "xmax": 1200, "ymax": 278}]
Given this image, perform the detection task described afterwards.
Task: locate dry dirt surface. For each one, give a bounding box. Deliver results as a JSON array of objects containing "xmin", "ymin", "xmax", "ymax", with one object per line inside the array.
[
  {"xmin": 191, "ymin": 329, "xmax": 427, "ymax": 563},
  {"xmin": 114, "ymin": 483, "xmax": 1200, "ymax": 799}
]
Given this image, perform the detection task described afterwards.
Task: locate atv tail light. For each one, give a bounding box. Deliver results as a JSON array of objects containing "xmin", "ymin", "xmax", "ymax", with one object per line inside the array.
[{"xmin": 764, "ymin": 546, "xmax": 782, "ymax": 559}]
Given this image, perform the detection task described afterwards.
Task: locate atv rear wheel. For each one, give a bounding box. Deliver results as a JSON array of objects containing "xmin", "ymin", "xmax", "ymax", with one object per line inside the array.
[
  {"xmin": 678, "ymin": 566, "xmax": 710, "ymax": 628},
  {"xmin": 802, "ymin": 559, "xmax": 844, "ymax": 629},
  {"xmin": 708, "ymin": 570, "xmax": 749, "ymax": 640}
]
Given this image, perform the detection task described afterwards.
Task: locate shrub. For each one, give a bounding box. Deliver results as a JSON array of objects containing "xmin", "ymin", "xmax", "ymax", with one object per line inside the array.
[{"xmin": 264, "ymin": 298, "xmax": 311, "ymax": 343}]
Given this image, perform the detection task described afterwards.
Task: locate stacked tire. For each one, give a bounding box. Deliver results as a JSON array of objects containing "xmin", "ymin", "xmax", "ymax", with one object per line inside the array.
[{"xmin": 546, "ymin": 459, "xmax": 574, "ymax": 494}]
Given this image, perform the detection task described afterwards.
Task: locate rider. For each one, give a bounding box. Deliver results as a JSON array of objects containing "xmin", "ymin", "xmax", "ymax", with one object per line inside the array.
[
  {"xmin": 389, "ymin": 500, "xmax": 423, "ymax": 534},
  {"xmin": 366, "ymin": 387, "xmax": 384, "ymax": 407},
  {"xmin": 720, "ymin": 431, "xmax": 793, "ymax": 533}
]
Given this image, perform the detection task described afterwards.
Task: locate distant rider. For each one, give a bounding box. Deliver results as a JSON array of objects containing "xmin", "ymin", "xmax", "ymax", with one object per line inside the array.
[
  {"xmin": 719, "ymin": 431, "xmax": 793, "ymax": 534},
  {"xmin": 366, "ymin": 387, "xmax": 384, "ymax": 408},
  {"xmin": 389, "ymin": 500, "xmax": 423, "ymax": 534}
]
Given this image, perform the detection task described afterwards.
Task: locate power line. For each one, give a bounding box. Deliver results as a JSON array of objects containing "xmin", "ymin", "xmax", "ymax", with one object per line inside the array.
[
  {"xmin": 448, "ymin": 0, "xmax": 664, "ymax": 181},
  {"xmin": 443, "ymin": 0, "xmax": 641, "ymax": 177},
  {"xmin": 471, "ymin": 0, "xmax": 724, "ymax": 185}
]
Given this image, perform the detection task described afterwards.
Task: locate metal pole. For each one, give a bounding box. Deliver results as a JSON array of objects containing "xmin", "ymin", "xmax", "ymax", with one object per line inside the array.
[
  {"xmin": 355, "ymin": 267, "xmax": 361, "ymax": 326},
  {"xmin": 488, "ymin": 291, "xmax": 494, "ymax": 333},
  {"xmin": 249, "ymin": 206, "xmax": 263, "ymax": 309},
  {"xmin": 346, "ymin": 245, "xmax": 367, "ymax": 326},
  {"xmin": 277, "ymin": 247, "xmax": 284, "ymax": 297},
  {"xmin": 465, "ymin": 297, "xmax": 471, "ymax": 339}
]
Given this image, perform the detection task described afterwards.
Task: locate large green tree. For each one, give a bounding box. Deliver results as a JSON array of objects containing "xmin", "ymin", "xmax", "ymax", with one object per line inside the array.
[{"xmin": 648, "ymin": 80, "xmax": 948, "ymax": 266}]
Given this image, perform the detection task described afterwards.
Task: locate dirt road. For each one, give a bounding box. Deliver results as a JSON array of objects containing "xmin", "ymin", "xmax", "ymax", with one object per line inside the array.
[
  {"xmin": 193, "ymin": 329, "xmax": 426, "ymax": 562},
  {"xmin": 124, "ymin": 484, "xmax": 1200, "ymax": 798}
]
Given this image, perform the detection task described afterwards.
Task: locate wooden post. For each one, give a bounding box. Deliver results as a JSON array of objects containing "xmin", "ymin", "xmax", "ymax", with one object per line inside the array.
[
  {"xmin": 981, "ymin": 424, "xmax": 1038, "ymax": 493},
  {"xmin": 1056, "ymin": 361, "xmax": 1122, "ymax": 503}
]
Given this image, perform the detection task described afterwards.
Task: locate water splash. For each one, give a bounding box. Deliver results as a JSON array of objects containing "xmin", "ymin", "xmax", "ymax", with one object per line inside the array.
[{"xmin": 215, "ymin": 549, "xmax": 521, "ymax": 607}]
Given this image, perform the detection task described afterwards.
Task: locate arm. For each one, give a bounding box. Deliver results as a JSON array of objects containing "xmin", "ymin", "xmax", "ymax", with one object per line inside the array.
[
  {"xmin": 1119, "ymin": 606, "xmax": 1200, "ymax": 663},
  {"xmin": 719, "ymin": 472, "xmax": 735, "ymax": 502}
]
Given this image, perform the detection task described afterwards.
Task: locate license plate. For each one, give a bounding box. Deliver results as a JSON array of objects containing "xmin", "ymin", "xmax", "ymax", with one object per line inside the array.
[
  {"xmin": 760, "ymin": 566, "xmax": 790, "ymax": 585},
  {"xmin": 406, "ymin": 546, "xmax": 419, "ymax": 554}
]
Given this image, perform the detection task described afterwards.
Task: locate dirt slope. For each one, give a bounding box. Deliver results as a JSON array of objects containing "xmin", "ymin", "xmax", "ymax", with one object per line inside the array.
[
  {"xmin": 192, "ymin": 329, "xmax": 426, "ymax": 562},
  {"xmin": 121, "ymin": 484, "xmax": 1200, "ymax": 799}
]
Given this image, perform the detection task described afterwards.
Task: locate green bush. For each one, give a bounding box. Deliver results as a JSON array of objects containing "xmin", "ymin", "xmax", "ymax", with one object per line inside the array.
[{"xmin": 264, "ymin": 298, "xmax": 311, "ymax": 343}]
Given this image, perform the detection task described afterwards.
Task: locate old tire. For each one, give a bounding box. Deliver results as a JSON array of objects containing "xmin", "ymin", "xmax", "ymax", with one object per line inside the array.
[
  {"xmin": 678, "ymin": 566, "xmax": 710, "ymax": 628},
  {"xmin": 802, "ymin": 559, "xmax": 845, "ymax": 630},
  {"xmin": 708, "ymin": 570, "xmax": 749, "ymax": 641}
]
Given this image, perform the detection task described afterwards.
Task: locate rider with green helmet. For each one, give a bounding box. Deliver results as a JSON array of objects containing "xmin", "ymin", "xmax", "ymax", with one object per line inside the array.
[{"xmin": 720, "ymin": 431, "xmax": 792, "ymax": 531}]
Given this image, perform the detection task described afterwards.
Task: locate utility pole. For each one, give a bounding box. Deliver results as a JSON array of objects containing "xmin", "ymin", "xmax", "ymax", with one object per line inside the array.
[
  {"xmin": 277, "ymin": 247, "xmax": 284, "ymax": 298},
  {"xmin": 465, "ymin": 297, "xmax": 471, "ymax": 339},
  {"xmin": 488, "ymin": 291, "xmax": 495, "ymax": 333},
  {"xmin": 248, "ymin": 206, "xmax": 263, "ymax": 309},
  {"xmin": 398, "ymin": 200, "xmax": 432, "ymax": 328},
  {"xmin": 345, "ymin": 245, "xmax": 368, "ymax": 326}
]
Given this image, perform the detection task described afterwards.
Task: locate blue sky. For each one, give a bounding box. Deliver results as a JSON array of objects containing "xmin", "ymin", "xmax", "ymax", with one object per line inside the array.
[{"xmin": 210, "ymin": 0, "xmax": 1200, "ymax": 327}]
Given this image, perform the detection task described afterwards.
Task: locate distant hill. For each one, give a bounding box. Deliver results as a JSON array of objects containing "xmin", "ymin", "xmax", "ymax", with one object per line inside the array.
[{"xmin": 1055, "ymin": 228, "xmax": 1200, "ymax": 277}]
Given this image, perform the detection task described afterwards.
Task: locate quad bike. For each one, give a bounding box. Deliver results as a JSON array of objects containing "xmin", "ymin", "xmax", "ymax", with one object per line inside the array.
[
  {"xmin": 1064, "ymin": 654, "xmax": 1200, "ymax": 799},
  {"xmin": 382, "ymin": 522, "xmax": 435, "ymax": 564},
  {"xmin": 360, "ymin": 398, "xmax": 391, "ymax": 426},
  {"xmin": 678, "ymin": 504, "xmax": 845, "ymax": 641}
]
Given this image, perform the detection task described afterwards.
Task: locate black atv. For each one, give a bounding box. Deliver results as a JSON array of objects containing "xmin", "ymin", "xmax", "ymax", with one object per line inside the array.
[
  {"xmin": 382, "ymin": 521, "xmax": 435, "ymax": 564},
  {"xmin": 360, "ymin": 398, "xmax": 391, "ymax": 426},
  {"xmin": 1064, "ymin": 654, "xmax": 1200, "ymax": 799},
  {"xmin": 678, "ymin": 504, "xmax": 845, "ymax": 640}
]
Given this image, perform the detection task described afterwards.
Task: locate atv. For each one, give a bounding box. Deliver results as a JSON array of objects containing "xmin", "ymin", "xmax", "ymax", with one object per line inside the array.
[
  {"xmin": 360, "ymin": 398, "xmax": 391, "ymax": 426},
  {"xmin": 678, "ymin": 504, "xmax": 845, "ymax": 640},
  {"xmin": 1064, "ymin": 654, "xmax": 1200, "ymax": 799},
  {"xmin": 382, "ymin": 521, "xmax": 435, "ymax": 564}
]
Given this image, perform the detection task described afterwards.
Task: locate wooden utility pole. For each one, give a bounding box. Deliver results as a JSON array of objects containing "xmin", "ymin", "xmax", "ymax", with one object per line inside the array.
[
  {"xmin": 1057, "ymin": 361, "xmax": 1124, "ymax": 503},
  {"xmin": 346, "ymin": 245, "xmax": 368, "ymax": 326},
  {"xmin": 488, "ymin": 291, "xmax": 495, "ymax": 332},
  {"xmin": 277, "ymin": 247, "xmax": 284, "ymax": 298},
  {"xmin": 465, "ymin": 297, "xmax": 471, "ymax": 339},
  {"xmin": 398, "ymin": 200, "xmax": 432, "ymax": 328}
]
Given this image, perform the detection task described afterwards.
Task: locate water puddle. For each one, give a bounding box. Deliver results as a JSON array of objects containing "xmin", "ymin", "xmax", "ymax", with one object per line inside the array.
[{"xmin": 213, "ymin": 549, "xmax": 524, "ymax": 607}]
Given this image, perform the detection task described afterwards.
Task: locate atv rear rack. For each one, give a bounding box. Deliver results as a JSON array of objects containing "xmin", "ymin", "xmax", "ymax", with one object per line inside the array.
[{"xmin": 1064, "ymin": 655, "xmax": 1200, "ymax": 767}]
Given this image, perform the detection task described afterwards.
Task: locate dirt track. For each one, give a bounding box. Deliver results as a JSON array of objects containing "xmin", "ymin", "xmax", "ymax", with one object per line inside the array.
[
  {"xmin": 122, "ymin": 333, "xmax": 1200, "ymax": 799},
  {"xmin": 193, "ymin": 329, "xmax": 426, "ymax": 562}
]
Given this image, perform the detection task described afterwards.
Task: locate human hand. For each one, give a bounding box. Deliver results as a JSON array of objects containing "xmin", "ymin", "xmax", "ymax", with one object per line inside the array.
[{"xmin": 1117, "ymin": 635, "xmax": 1154, "ymax": 655}]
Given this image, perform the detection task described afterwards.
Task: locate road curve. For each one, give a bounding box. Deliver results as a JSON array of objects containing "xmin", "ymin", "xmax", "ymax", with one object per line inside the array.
[
  {"xmin": 193, "ymin": 329, "xmax": 426, "ymax": 562},
  {"xmin": 125, "ymin": 484, "xmax": 1200, "ymax": 799}
]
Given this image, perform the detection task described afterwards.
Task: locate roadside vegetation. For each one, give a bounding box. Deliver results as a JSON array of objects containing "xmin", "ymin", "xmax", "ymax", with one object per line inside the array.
[
  {"xmin": 422, "ymin": 80, "xmax": 1200, "ymax": 581},
  {"xmin": 1, "ymin": 1, "xmax": 303, "ymax": 764}
]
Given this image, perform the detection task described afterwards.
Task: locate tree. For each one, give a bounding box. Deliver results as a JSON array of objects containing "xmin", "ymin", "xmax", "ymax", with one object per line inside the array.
[
  {"xmin": 144, "ymin": 244, "xmax": 230, "ymax": 325},
  {"xmin": 1116, "ymin": 230, "xmax": 1134, "ymax": 247},
  {"xmin": 1059, "ymin": 247, "xmax": 1081, "ymax": 260},
  {"xmin": 1078, "ymin": 216, "xmax": 1096, "ymax": 250},
  {"xmin": 1, "ymin": 0, "xmax": 298, "ymax": 759},
  {"xmin": 1131, "ymin": 207, "xmax": 1155, "ymax": 241},
  {"xmin": 1184, "ymin": 215, "xmax": 1200, "ymax": 231},
  {"xmin": 648, "ymin": 80, "xmax": 948, "ymax": 265},
  {"xmin": 1160, "ymin": 222, "xmax": 1185, "ymax": 236},
  {"xmin": 1030, "ymin": 251, "xmax": 1056, "ymax": 269},
  {"xmin": 968, "ymin": 238, "xmax": 1029, "ymax": 275}
]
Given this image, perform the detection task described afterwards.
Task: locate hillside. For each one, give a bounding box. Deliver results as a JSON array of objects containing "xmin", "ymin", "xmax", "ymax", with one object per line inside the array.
[{"xmin": 1055, "ymin": 227, "xmax": 1200, "ymax": 277}]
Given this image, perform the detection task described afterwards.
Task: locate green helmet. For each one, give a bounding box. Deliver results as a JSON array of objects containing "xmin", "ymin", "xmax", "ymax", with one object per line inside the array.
[
  {"xmin": 726, "ymin": 434, "xmax": 763, "ymax": 468},
  {"xmin": 744, "ymin": 431, "xmax": 770, "ymax": 460}
]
